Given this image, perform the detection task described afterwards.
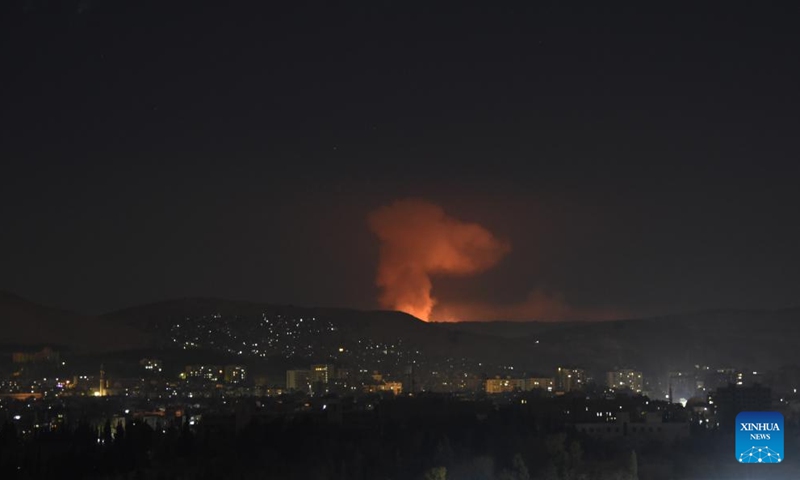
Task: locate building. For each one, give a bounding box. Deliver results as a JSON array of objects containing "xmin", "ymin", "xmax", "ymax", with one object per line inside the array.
[
  {"xmin": 575, "ymin": 411, "xmax": 690, "ymax": 444},
  {"xmin": 741, "ymin": 370, "xmax": 765, "ymax": 387},
  {"xmin": 485, "ymin": 377, "xmax": 554, "ymax": 394},
  {"xmin": 607, "ymin": 369, "xmax": 643, "ymax": 393},
  {"xmin": 486, "ymin": 378, "xmax": 526, "ymax": 394},
  {"xmin": 140, "ymin": 358, "xmax": 163, "ymax": 373},
  {"xmin": 710, "ymin": 384, "xmax": 772, "ymax": 429},
  {"xmin": 181, "ymin": 364, "xmax": 247, "ymax": 384},
  {"xmin": 766, "ymin": 365, "xmax": 800, "ymax": 395},
  {"xmin": 364, "ymin": 381, "xmax": 403, "ymax": 395},
  {"xmin": 224, "ymin": 365, "xmax": 246, "ymax": 384},
  {"xmin": 525, "ymin": 377, "xmax": 555, "ymax": 392},
  {"xmin": 310, "ymin": 364, "xmax": 334, "ymax": 394},
  {"xmin": 382, "ymin": 381, "xmax": 403, "ymax": 395},
  {"xmin": 183, "ymin": 365, "xmax": 225, "ymax": 382},
  {"xmin": 311, "ymin": 364, "xmax": 334, "ymax": 384},
  {"xmin": 703, "ymin": 368, "xmax": 737, "ymax": 390},
  {"xmin": 286, "ymin": 369, "xmax": 311, "ymax": 392},
  {"xmin": 668, "ymin": 371, "xmax": 698, "ymax": 404},
  {"xmin": 556, "ymin": 367, "xmax": 586, "ymax": 393},
  {"xmin": 98, "ymin": 364, "xmax": 107, "ymax": 397}
]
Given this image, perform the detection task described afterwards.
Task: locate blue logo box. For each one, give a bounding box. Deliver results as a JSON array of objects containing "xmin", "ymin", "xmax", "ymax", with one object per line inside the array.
[{"xmin": 736, "ymin": 411, "xmax": 784, "ymax": 464}]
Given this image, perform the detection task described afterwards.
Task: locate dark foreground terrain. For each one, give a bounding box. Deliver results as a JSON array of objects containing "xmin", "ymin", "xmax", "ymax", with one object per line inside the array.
[{"xmin": 1, "ymin": 394, "xmax": 797, "ymax": 480}]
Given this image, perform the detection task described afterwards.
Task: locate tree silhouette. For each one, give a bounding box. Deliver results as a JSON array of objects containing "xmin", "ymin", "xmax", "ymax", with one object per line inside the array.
[
  {"xmin": 433, "ymin": 435, "xmax": 454, "ymax": 469},
  {"xmin": 628, "ymin": 450, "xmax": 638, "ymax": 480},
  {"xmin": 103, "ymin": 419, "xmax": 113, "ymax": 446},
  {"xmin": 510, "ymin": 453, "xmax": 531, "ymax": 480},
  {"xmin": 423, "ymin": 466, "xmax": 447, "ymax": 480}
]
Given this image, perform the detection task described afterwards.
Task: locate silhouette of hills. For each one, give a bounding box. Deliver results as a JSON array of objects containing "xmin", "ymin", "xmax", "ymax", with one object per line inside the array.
[
  {"xmin": 0, "ymin": 291, "xmax": 149, "ymax": 353},
  {"xmin": 100, "ymin": 297, "xmax": 526, "ymax": 366},
  {"xmin": 2, "ymin": 291, "xmax": 798, "ymax": 374},
  {"xmin": 524, "ymin": 308, "xmax": 800, "ymax": 372}
]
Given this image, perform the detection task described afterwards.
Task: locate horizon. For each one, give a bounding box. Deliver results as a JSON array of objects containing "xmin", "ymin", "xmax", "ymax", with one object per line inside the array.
[{"xmin": 3, "ymin": 288, "xmax": 798, "ymax": 324}]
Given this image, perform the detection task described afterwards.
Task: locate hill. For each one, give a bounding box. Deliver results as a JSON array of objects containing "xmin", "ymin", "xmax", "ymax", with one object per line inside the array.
[
  {"xmin": 4, "ymin": 292, "xmax": 799, "ymax": 376},
  {"xmin": 102, "ymin": 299, "xmax": 800, "ymax": 375},
  {"xmin": 522, "ymin": 308, "xmax": 800, "ymax": 373},
  {"xmin": 434, "ymin": 320, "xmax": 590, "ymax": 339},
  {"xmin": 101, "ymin": 298, "xmax": 529, "ymax": 370},
  {"xmin": 0, "ymin": 291, "xmax": 149, "ymax": 353}
]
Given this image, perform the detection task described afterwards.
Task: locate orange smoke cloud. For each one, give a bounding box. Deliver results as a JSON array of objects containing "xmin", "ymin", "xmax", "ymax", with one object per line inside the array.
[{"xmin": 368, "ymin": 199, "xmax": 510, "ymax": 320}]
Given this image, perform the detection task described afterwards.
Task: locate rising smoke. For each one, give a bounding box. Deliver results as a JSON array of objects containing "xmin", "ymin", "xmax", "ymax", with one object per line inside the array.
[{"xmin": 368, "ymin": 198, "xmax": 510, "ymax": 321}]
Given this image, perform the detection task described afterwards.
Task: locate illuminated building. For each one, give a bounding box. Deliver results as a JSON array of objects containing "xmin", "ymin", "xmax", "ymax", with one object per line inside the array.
[
  {"xmin": 88, "ymin": 367, "xmax": 109, "ymax": 396},
  {"xmin": 668, "ymin": 371, "xmax": 697, "ymax": 403},
  {"xmin": 486, "ymin": 377, "xmax": 554, "ymax": 394},
  {"xmin": 182, "ymin": 365, "xmax": 246, "ymax": 383},
  {"xmin": 99, "ymin": 364, "xmax": 106, "ymax": 397},
  {"xmin": 606, "ymin": 369, "xmax": 644, "ymax": 393},
  {"xmin": 704, "ymin": 368, "xmax": 737, "ymax": 390},
  {"xmin": 286, "ymin": 369, "xmax": 311, "ymax": 392},
  {"xmin": 486, "ymin": 377, "xmax": 525, "ymax": 394},
  {"xmin": 382, "ymin": 381, "xmax": 403, "ymax": 395},
  {"xmin": 363, "ymin": 381, "xmax": 403, "ymax": 395},
  {"xmin": 224, "ymin": 365, "xmax": 246, "ymax": 383},
  {"xmin": 311, "ymin": 364, "xmax": 334, "ymax": 384},
  {"xmin": 140, "ymin": 358, "xmax": 163, "ymax": 373},
  {"xmin": 310, "ymin": 364, "xmax": 334, "ymax": 395},
  {"xmin": 525, "ymin": 377, "xmax": 555, "ymax": 392},
  {"xmin": 555, "ymin": 367, "xmax": 585, "ymax": 393},
  {"xmin": 184, "ymin": 365, "xmax": 224, "ymax": 382}
]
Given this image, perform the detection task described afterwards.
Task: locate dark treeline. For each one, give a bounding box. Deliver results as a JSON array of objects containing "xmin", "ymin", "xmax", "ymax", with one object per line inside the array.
[{"xmin": 0, "ymin": 398, "xmax": 796, "ymax": 480}]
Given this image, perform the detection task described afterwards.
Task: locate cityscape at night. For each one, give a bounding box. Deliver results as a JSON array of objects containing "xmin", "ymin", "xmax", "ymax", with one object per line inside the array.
[
  {"xmin": 2, "ymin": 1, "xmax": 800, "ymax": 479},
  {"xmin": 1, "ymin": 295, "xmax": 799, "ymax": 479}
]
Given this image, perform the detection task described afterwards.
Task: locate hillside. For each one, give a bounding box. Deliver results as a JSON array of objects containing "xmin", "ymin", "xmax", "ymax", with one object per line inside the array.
[
  {"xmin": 435, "ymin": 320, "xmax": 591, "ymax": 338},
  {"xmin": 0, "ymin": 291, "xmax": 149, "ymax": 353},
  {"xmin": 103, "ymin": 299, "xmax": 800, "ymax": 374},
  {"xmin": 4, "ymin": 292, "xmax": 799, "ymax": 376},
  {"xmin": 519, "ymin": 308, "xmax": 800, "ymax": 373},
  {"xmin": 101, "ymin": 298, "xmax": 530, "ymax": 370}
]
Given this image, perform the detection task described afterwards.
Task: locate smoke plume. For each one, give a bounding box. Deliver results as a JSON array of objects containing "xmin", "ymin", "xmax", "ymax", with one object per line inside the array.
[{"xmin": 368, "ymin": 199, "xmax": 510, "ymax": 320}]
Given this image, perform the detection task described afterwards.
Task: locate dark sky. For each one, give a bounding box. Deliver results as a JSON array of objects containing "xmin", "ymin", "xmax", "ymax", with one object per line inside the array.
[{"xmin": 2, "ymin": 1, "xmax": 799, "ymax": 318}]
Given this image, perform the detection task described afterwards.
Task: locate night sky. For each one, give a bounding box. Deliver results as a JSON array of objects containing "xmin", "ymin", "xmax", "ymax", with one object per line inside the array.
[{"xmin": 2, "ymin": 1, "xmax": 799, "ymax": 319}]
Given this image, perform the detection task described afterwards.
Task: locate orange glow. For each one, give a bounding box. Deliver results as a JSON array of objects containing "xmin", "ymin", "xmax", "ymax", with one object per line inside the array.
[
  {"xmin": 369, "ymin": 198, "xmax": 510, "ymax": 321},
  {"xmin": 432, "ymin": 289, "xmax": 625, "ymax": 322}
]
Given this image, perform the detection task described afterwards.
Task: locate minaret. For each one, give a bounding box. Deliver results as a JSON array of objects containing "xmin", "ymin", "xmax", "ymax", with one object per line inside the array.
[
  {"xmin": 668, "ymin": 377, "xmax": 673, "ymax": 405},
  {"xmin": 99, "ymin": 364, "xmax": 106, "ymax": 397}
]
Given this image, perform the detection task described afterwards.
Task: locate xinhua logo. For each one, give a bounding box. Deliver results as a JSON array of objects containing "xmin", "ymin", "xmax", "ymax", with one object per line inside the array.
[{"xmin": 736, "ymin": 411, "xmax": 784, "ymax": 464}]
